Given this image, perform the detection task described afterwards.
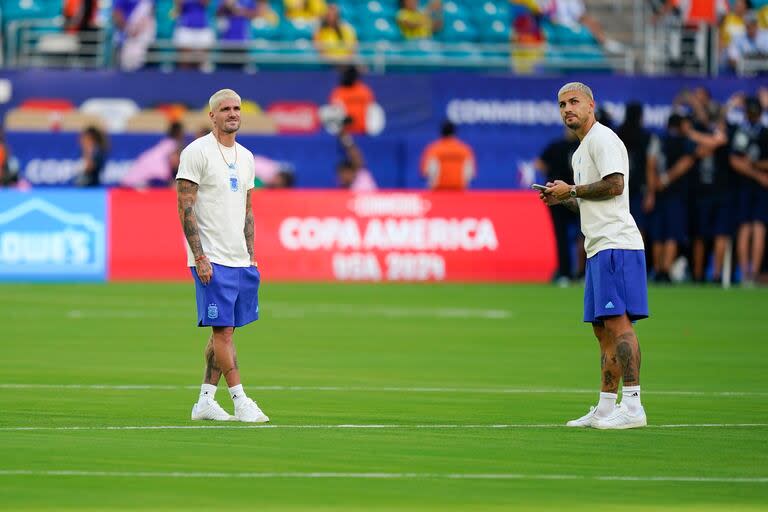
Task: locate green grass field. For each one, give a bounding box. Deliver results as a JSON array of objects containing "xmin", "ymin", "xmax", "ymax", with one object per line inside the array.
[{"xmin": 1, "ymin": 282, "xmax": 767, "ymax": 511}]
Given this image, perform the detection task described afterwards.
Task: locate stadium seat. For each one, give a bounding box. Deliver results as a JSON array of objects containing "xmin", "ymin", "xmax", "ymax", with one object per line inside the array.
[
  {"xmin": 470, "ymin": 1, "xmax": 510, "ymax": 21},
  {"xmin": 478, "ymin": 18, "xmax": 511, "ymax": 43},
  {"xmin": 1, "ymin": 0, "xmax": 51, "ymax": 21},
  {"xmin": 358, "ymin": 17, "xmax": 401, "ymax": 42},
  {"xmin": 250, "ymin": 17, "xmax": 280, "ymax": 40},
  {"xmin": 279, "ymin": 19, "xmax": 315, "ymax": 41},
  {"xmin": 442, "ymin": 1, "xmax": 470, "ymax": 21},
  {"xmin": 437, "ymin": 19, "xmax": 479, "ymax": 42}
]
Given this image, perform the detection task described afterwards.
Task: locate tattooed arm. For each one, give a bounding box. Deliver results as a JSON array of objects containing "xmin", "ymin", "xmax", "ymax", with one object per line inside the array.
[
  {"xmin": 244, "ymin": 188, "xmax": 256, "ymax": 265},
  {"xmin": 574, "ymin": 173, "xmax": 624, "ymax": 199},
  {"xmin": 177, "ymin": 178, "xmax": 213, "ymax": 284}
]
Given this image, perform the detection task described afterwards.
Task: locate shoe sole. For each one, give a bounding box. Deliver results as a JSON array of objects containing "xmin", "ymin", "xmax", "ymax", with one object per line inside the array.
[
  {"xmin": 191, "ymin": 405, "xmax": 234, "ymax": 421},
  {"xmin": 593, "ymin": 419, "xmax": 647, "ymax": 430},
  {"xmin": 234, "ymin": 417, "xmax": 270, "ymax": 423}
]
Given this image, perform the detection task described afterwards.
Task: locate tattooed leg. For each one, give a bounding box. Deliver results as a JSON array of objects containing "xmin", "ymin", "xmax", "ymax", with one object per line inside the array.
[
  {"xmin": 604, "ymin": 315, "xmax": 641, "ymax": 387},
  {"xmin": 203, "ymin": 334, "xmax": 222, "ymax": 385},
  {"xmin": 593, "ymin": 324, "xmax": 620, "ymax": 393}
]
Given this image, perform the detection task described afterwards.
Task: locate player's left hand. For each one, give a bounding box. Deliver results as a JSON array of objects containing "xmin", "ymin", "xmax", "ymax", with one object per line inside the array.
[{"xmin": 546, "ymin": 180, "xmax": 572, "ymax": 202}]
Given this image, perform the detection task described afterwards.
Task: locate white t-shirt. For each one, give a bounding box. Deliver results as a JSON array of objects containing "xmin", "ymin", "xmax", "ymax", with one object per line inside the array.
[
  {"xmin": 176, "ymin": 133, "xmax": 256, "ymax": 267},
  {"xmin": 572, "ymin": 122, "xmax": 644, "ymax": 258}
]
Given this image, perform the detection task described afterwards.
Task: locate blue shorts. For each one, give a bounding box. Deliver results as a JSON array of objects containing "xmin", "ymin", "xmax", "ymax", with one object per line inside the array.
[
  {"xmin": 190, "ymin": 263, "xmax": 261, "ymax": 327},
  {"xmin": 583, "ymin": 249, "xmax": 649, "ymax": 324},
  {"xmin": 651, "ymin": 193, "xmax": 688, "ymax": 243},
  {"xmin": 736, "ymin": 184, "xmax": 768, "ymax": 225},
  {"xmin": 694, "ymin": 194, "xmax": 732, "ymax": 239}
]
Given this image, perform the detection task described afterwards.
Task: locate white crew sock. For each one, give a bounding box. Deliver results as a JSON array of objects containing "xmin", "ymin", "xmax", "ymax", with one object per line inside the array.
[
  {"xmin": 199, "ymin": 383, "xmax": 217, "ymax": 402},
  {"xmin": 622, "ymin": 385, "xmax": 642, "ymax": 414},
  {"xmin": 596, "ymin": 392, "xmax": 618, "ymax": 417},
  {"xmin": 229, "ymin": 384, "xmax": 246, "ymax": 405}
]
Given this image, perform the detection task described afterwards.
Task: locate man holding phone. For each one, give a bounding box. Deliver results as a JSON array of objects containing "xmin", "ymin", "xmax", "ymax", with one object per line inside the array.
[{"xmin": 536, "ymin": 82, "xmax": 649, "ymax": 429}]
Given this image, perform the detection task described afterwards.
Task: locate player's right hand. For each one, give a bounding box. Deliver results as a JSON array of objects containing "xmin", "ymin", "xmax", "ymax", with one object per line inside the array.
[
  {"xmin": 196, "ymin": 257, "xmax": 213, "ymax": 285},
  {"xmin": 539, "ymin": 181, "xmax": 561, "ymax": 206}
]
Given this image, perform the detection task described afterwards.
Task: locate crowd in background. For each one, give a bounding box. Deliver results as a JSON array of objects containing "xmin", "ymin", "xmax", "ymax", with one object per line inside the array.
[{"xmin": 538, "ymin": 85, "xmax": 768, "ymax": 286}]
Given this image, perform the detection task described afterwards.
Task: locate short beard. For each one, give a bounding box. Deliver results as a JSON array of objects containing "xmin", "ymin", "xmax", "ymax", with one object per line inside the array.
[{"xmin": 221, "ymin": 124, "xmax": 240, "ymax": 134}]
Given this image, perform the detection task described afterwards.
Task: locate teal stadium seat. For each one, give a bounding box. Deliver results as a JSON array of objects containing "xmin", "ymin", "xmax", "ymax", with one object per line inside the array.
[
  {"xmin": 359, "ymin": 17, "xmax": 401, "ymax": 42},
  {"xmin": 249, "ymin": 17, "xmax": 279, "ymax": 40},
  {"xmin": 441, "ymin": 0, "xmax": 469, "ymax": 22},
  {"xmin": 279, "ymin": 19, "xmax": 315, "ymax": 41},
  {"xmin": 155, "ymin": 0, "xmax": 175, "ymax": 39},
  {"xmin": 1, "ymin": 0, "xmax": 59, "ymax": 21},
  {"xmin": 437, "ymin": 18, "xmax": 479, "ymax": 42},
  {"xmin": 478, "ymin": 18, "xmax": 511, "ymax": 42},
  {"xmin": 469, "ymin": 0, "xmax": 510, "ymax": 22}
]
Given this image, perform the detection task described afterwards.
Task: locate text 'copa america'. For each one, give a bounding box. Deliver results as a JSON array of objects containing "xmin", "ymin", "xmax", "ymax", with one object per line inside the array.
[{"xmin": 279, "ymin": 217, "xmax": 499, "ymax": 252}]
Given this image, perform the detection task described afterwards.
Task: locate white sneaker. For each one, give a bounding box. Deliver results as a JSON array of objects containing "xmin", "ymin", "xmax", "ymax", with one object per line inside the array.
[
  {"xmin": 566, "ymin": 405, "xmax": 602, "ymax": 427},
  {"xmin": 191, "ymin": 397, "xmax": 234, "ymax": 421},
  {"xmin": 593, "ymin": 404, "xmax": 647, "ymax": 430},
  {"xmin": 234, "ymin": 397, "xmax": 270, "ymax": 423}
]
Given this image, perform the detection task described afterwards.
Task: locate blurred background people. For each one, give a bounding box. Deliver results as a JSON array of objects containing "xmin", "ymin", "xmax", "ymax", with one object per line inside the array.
[
  {"xmin": 420, "ymin": 121, "xmax": 476, "ymax": 191},
  {"xmin": 112, "ymin": 0, "xmax": 156, "ymax": 71},
  {"xmin": 284, "ymin": 0, "xmax": 327, "ymax": 22},
  {"xmin": 122, "ymin": 122, "xmax": 185, "ymax": 188},
  {"xmin": 314, "ymin": 4, "xmax": 358, "ymax": 62},
  {"xmin": 729, "ymin": 96, "xmax": 768, "ymax": 286},
  {"xmin": 650, "ymin": 114, "xmax": 697, "ymax": 282},
  {"xmin": 173, "ymin": 0, "xmax": 215, "ymax": 70},
  {"xmin": 329, "ymin": 66, "xmax": 375, "ymax": 135},
  {"xmin": 535, "ymin": 128, "xmax": 583, "ymax": 284},
  {"xmin": 76, "ymin": 125, "xmax": 109, "ymax": 187},
  {"xmin": 337, "ymin": 125, "xmax": 377, "ymax": 192},
  {"xmin": 397, "ymin": 0, "xmax": 443, "ymax": 40}
]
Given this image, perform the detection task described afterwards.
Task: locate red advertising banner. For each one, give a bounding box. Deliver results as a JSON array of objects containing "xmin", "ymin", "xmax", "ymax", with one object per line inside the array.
[
  {"xmin": 109, "ymin": 189, "xmax": 189, "ymax": 280},
  {"xmin": 109, "ymin": 189, "xmax": 556, "ymax": 282}
]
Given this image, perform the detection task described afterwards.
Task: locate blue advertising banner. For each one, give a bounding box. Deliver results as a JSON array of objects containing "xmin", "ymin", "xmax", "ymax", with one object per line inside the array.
[{"xmin": 0, "ymin": 190, "xmax": 107, "ymax": 281}]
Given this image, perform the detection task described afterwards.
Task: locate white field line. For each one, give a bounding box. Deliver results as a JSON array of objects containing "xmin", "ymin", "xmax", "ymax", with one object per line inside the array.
[
  {"xmin": 59, "ymin": 303, "xmax": 513, "ymax": 320},
  {"xmin": 0, "ymin": 383, "xmax": 767, "ymax": 397},
  {"xmin": 1, "ymin": 423, "xmax": 766, "ymax": 432},
  {"xmin": 0, "ymin": 469, "xmax": 764, "ymax": 483}
]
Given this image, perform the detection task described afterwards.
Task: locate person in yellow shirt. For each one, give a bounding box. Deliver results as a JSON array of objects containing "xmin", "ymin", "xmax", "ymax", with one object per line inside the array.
[
  {"xmin": 284, "ymin": 0, "xmax": 326, "ymax": 22},
  {"xmin": 720, "ymin": 0, "xmax": 751, "ymax": 51},
  {"xmin": 396, "ymin": 0, "xmax": 443, "ymax": 40},
  {"xmin": 314, "ymin": 4, "xmax": 357, "ymax": 60}
]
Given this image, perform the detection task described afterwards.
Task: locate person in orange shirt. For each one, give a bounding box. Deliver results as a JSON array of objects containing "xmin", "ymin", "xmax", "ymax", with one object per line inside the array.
[
  {"xmin": 329, "ymin": 66, "xmax": 375, "ymax": 135},
  {"xmin": 420, "ymin": 121, "xmax": 476, "ymax": 190}
]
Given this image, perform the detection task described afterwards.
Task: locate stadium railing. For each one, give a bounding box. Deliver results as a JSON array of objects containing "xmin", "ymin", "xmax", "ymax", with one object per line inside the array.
[{"xmin": 3, "ymin": 17, "xmax": 636, "ymax": 74}]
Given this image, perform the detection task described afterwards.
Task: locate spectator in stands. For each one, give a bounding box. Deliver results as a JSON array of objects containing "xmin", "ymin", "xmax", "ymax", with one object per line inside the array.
[
  {"xmin": 173, "ymin": 0, "xmax": 216, "ymax": 70},
  {"xmin": 0, "ymin": 132, "xmax": 21, "ymax": 188},
  {"xmin": 420, "ymin": 121, "xmax": 476, "ymax": 191},
  {"xmin": 687, "ymin": 108, "xmax": 733, "ymax": 284},
  {"xmin": 113, "ymin": 0, "xmax": 156, "ymax": 71},
  {"xmin": 337, "ymin": 125, "xmax": 377, "ymax": 192},
  {"xmin": 535, "ymin": 129, "xmax": 583, "ymax": 285},
  {"xmin": 543, "ymin": 0, "xmax": 624, "ymax": 53},
  {"xmin": 720, "ymin": 0, "xmax": 751, "ymax": 54},
  {"xmin": 617, "ymin": 102, "xmax": 658, "ymax": 255},
  {"xmin": 730, "ymin": 96, "xmax": 768, "ymax": 286},
  {"xmin": 122, "ymin": 122, "xmax": 186, "ymax": 188},
  {"xmin": 329, "ymin": 66, "xmax": 375, "ymax": 135},
  {"xmin": 650, "ymin": 113, "xmax": 697, "ymax": 282},
  {"xmin": 76, "ymin": 126, "xmax": 109, "ymax": 187},
  {"xmin": 284, "ymin": 0, "xmax": 327, "ymax": 22},
  {"xmin": 726, "ymin": 10, "xmax": 768, "ymax": 74},
  {"xmin": 64, "ymin": 0, "xmax": 100, "ymax": 60},
  {"xmin": 510, "ymin": 1, "xmax": 545, "ymax": 74},
  {"xmin": 314, "ymin": 4, "xmax": 358, "ymax": 62},
  {"xmin": 216, "ymin": 0, "xmax": 261, "ymax": 70},
  {"xmin": 396, "ymin": 0, "xmax": 443, "ymax": 40}
]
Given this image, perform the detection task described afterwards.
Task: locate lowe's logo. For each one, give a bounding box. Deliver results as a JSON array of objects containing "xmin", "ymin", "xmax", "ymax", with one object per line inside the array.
[{"xmin": 0, "ymin": 195, "xmax": 106, "ymax": 280}]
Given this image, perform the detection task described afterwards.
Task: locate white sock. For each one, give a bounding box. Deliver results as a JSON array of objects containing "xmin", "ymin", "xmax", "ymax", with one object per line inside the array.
[
  {"xmin": 596, "ymin": 392, "xmax": 617, "ymax": 417},
  {"xmin": 199, "ymin": 384, "xmax": 217, "ymax": 402},
  {"xmin": 622, "ymin": 385, "xmax": 642, "ymax": 414},
  {"xmin": 229, "ymin": 384, "xmax": 246, "ymax": 405}
]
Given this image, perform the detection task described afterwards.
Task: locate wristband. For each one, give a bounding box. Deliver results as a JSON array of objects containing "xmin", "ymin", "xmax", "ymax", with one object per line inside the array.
[{"xmin": 195, "ymin": 254, "xmax": 208, "ymax": 263}]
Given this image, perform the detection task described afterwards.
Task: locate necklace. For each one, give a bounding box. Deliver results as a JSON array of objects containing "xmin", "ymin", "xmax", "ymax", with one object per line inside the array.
[{"xmin": 215, "ymin": 133, "xmax": 238, "ymax": 170}]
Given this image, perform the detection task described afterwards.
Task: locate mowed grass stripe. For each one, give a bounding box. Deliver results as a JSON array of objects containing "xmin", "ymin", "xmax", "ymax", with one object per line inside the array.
[{"xmin": 0, "ymin": 469, "xmax": 766, "ymax": 483}]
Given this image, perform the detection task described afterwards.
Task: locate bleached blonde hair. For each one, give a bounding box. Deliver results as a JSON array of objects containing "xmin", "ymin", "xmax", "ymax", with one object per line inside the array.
[
  {"xmin": 557, "ymin": 82, "xmax": 594, "ymax": 102},
  {"xmin": 208, "ymin": 89, "xmax": 241, "ymax": 112}
]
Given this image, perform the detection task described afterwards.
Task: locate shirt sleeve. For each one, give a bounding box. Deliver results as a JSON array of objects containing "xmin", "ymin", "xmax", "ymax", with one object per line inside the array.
[
  {"xmin": 176, "ymin": 144, "xmax": 203, "ymax": 184},
  {"xmin": 591, "ymin": 132, "xmax": 626, "ymax": 178}
]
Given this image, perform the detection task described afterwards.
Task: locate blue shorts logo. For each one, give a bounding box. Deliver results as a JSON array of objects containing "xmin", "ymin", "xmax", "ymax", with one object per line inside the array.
[{"xmin": 207, "ymin": 303, "xmax": 219, "ymax": 319}]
